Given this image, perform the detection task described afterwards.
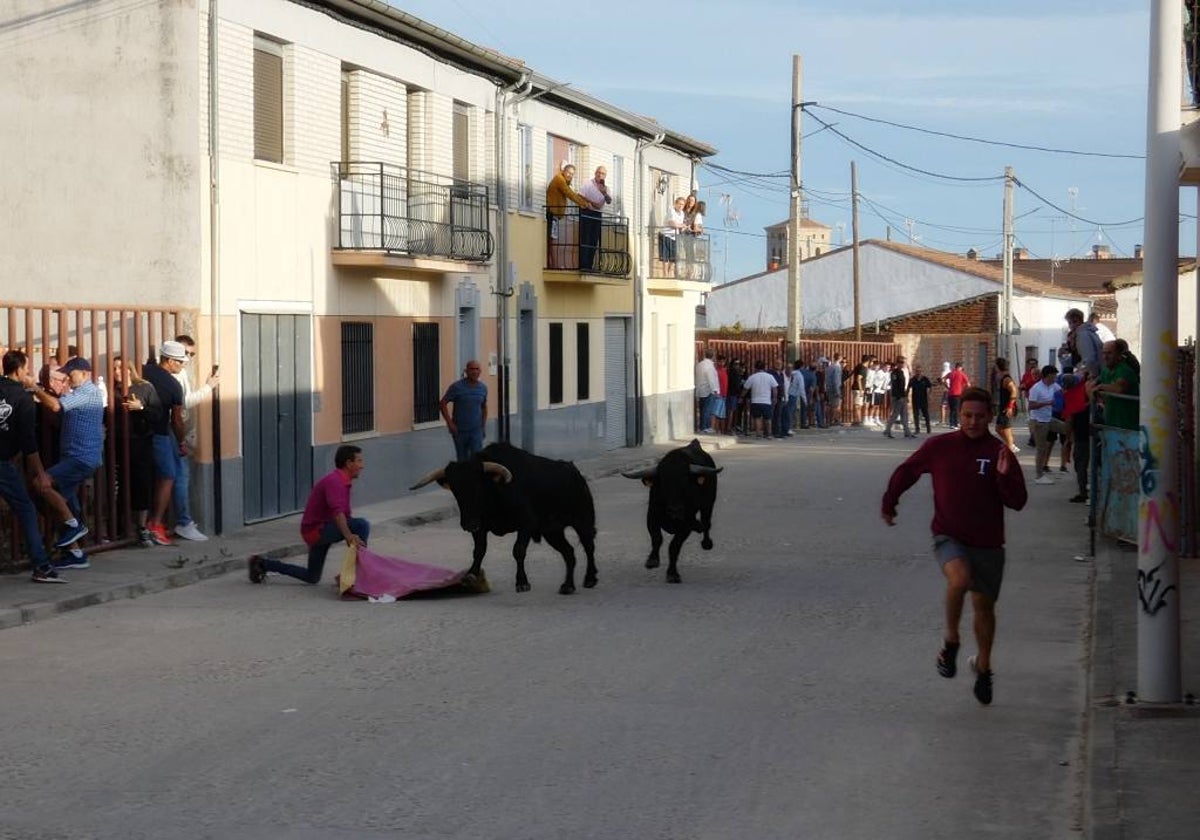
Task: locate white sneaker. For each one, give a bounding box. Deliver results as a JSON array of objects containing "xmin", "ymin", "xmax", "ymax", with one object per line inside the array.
[
  {"xmin": 174, "ymin": 522, "xmax": 209, "ymax": 541},
  {"xmin": 1034, "ymin": 475, "xmax": 1055, "ymax": 485},
  {"xmin": 1009, "ymin": 445, "xmax": 1021, "ymax": 454}
]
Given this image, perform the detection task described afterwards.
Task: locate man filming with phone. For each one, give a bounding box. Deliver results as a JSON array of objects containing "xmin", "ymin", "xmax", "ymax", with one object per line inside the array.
[
  {"xmin": 170, "ymin": 334, "xmax": 220, "ymax": 542},
  {"xmin": 578, "ymin": 166, "xmax": 613, "ymax": 273}
]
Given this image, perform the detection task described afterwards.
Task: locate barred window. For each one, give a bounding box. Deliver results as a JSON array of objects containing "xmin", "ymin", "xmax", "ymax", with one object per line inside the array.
[
  {"xmin": 341, "ymin": 322, "xmax": 374, "ymax": 434},
  {"xmin": 576, "ymin": 323, "xmax": 589, "ymax": 400},
  {"xmin": 413, "ymin": 323, "xmax": 441, "ymax": 423},
  {"xmin": 549, "ymin": 322, "xmax": 563, "ymax": 405}
]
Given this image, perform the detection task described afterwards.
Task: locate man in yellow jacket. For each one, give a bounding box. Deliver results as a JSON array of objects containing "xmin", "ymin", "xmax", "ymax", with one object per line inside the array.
[{"xmin": 545, "ymin": 162, "xmax": 590, "ymax": 269}]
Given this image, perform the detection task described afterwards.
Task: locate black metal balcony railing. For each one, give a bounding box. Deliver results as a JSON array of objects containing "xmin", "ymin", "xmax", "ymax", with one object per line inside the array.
[
  {"xmin": 545, "ymin": 205, "xmax": 631, "ymax": 278},
  {"xmin": 649, "ymin": 226, "xmax": 711, "ymax": 282},
  {"xmin": 333, "ymin": 162, "xmax": 494, "ymax": 262}
]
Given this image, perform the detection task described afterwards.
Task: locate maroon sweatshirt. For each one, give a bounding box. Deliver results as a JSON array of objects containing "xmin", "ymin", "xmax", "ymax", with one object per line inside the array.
[{"xmin": 882, "ymin": 431, "xmax": 1028, "ymax": 548}]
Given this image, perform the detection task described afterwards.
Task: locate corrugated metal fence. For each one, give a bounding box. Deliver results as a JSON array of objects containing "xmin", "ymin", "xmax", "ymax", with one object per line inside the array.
[{"xmin": 1, "ymin": 304, "xmax": 189, "ymax": 570}]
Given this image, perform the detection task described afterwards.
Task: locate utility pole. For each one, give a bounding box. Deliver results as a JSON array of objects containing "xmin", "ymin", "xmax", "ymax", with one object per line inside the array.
[
  {"xmin": 851, "ymin": 161, "xmax": 861, "ymax": 341},
  {"xmin": 786, "ymin": 54, "xmax": 803, "ymax": 348},
  {"xmin": 1137, "ymin": 0, "xmax": 1181, "ymax": 704},
  {"xmin": 1001, "ymin": 166, "xmax": 1014, "ymax": 361}
]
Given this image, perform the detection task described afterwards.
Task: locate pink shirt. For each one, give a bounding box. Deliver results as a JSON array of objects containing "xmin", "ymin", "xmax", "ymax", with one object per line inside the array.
[{"xmin": 301, "ymin": 468, "xmax": 353, "ymax": 546}]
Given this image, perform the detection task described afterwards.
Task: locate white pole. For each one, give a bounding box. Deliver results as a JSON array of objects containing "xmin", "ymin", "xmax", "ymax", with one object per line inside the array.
[
  {"xmin": 1002, "ymin": 166, "xmax": 1014, "ymax": 358},
  {"xmin": 1137, "ymin": 0, "xmax": 1182, "ymax": 703}
]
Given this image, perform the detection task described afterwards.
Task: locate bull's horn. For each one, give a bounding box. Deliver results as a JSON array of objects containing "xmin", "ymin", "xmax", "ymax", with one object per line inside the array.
[
  {"xmin": 621, "ymin": 466, "xmax": 658, "ymax": 480},
  {"xmin": 482, "ymin": 461, "xmax": 513, "ymax": 483},
  {"xmin": 409, "ymin": 466, "xmax": 447, "ymax": 490},
  {"xmin": 689, "ymin": 464, "xmax": 723, "ymax": 476}
]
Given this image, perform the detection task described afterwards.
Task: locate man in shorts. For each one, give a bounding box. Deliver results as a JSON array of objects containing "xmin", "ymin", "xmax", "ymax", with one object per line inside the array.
[
  {"xmin": 742, "ymin": 359, "xmax": 778, "ymax": 439},
  {"xmin": 880, "ymin": 387, "xmax": 1028, "ymax": 705}
]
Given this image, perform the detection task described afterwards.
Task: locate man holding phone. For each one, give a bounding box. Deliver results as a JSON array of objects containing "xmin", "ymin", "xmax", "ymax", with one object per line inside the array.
[
  {"xmin": 578, "ymin": 166, "xmax": 612, "ymax": 272},
  {"xmin": 170, "ymin": 334, "xmax": 220, "ymax": 541}
]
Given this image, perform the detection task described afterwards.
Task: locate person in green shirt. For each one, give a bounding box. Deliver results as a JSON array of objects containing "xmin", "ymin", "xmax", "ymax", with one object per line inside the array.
[{"xmin": 1089, "ymin": 341, "xmax": 1139, "ymax": 430}]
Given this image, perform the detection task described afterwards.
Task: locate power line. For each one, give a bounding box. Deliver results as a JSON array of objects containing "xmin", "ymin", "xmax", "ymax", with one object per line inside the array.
[
  {"xmin": 807, "ymin": 103, "xmax": 1145, "ymax": 160},
  {"xmin": 1013, "ymin": 178, "xmax": 1144, "ymax": 228},
  {"xmin": 802, "ymin": 108, "xmax": 1007, "ymax": 184}
]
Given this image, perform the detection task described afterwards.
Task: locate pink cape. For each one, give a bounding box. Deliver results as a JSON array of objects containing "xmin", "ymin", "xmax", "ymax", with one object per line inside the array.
[{"xmin": 337, "ymin": 546, "xmax": 467, "ymax": 600}]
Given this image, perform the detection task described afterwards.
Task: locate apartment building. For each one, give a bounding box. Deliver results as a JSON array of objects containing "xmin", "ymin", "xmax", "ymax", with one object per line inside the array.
[{"xmin": 0, "ymin": 0, "xmax": 714, "ymax": 533}]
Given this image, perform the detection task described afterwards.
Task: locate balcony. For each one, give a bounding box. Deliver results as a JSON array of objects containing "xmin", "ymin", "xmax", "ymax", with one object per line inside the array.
[
  {"xmin": 647, "ymin": 226, "xmax": 711, "ymax": 292},
  {"xmin": 544, "ymin": 205, "xmax": 631, "ymax": 283},
  {"xmin": 332, "ymin": 162, "xmax": 494, "ymax": 270}
]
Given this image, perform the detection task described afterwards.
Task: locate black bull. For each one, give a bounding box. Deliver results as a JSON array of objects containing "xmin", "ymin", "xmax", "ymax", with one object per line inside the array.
[
  {"xmin": 622, "ymin": 439, "xmax": 721, "ymax": 583},
  {"xmin": 409, "ymin": 443, "xmax": 598, "ymax": 595}
]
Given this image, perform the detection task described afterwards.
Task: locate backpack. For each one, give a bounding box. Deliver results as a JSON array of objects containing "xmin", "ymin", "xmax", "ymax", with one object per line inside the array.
[{"xmin": 129, "ymin": 382, "xmax": 163, "ymax": 438}]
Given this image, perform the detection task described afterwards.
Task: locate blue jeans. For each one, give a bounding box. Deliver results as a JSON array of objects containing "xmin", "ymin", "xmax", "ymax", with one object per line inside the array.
[
  {"xmin": 453, "ymin": 428, "xmax": 484, "ymax": 462},
  {"xmin": 783, "ymin": 395, "xmax": 798, "ymax": 435},
  {"xmin": 48, "ymin": 457, "xmax": 96, "ymax": 521},
  {"xmin": 0, "ymin": 461, "xmax": 50, "ymax": 569},
  {"xmin": 152, "ymin": 434, "xmax": 193, "ymax": 525},
  {"xmin": 262, "ymin": 518, "xmax": 370, "ymax": 584}
]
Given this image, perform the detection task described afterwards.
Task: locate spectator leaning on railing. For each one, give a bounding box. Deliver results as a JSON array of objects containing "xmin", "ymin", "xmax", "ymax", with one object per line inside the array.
[{"xmin": 1088, "ymin": 340, "xmax": 1140, "ymax": 431}]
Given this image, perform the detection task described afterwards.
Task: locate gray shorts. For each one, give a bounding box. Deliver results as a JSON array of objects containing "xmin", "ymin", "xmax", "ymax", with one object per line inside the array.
[{"xmin": 932, "ymin": 535, "xmax": 1006, "ymax": 602}]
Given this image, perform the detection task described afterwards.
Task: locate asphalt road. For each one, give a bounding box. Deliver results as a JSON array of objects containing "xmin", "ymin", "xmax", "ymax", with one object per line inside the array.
[{"xmin": 0, "ymin": 433, "xmax": 1092, "ymax": 840}]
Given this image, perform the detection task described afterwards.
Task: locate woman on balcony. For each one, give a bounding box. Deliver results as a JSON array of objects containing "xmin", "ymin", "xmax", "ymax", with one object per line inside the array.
[
  {"xmin": 682, "ymin": 196, "xmax": 705, "ymax": 280},
  {"xmin": 545, "ymin": 162, "xmax": 591, "ymax": 270}
]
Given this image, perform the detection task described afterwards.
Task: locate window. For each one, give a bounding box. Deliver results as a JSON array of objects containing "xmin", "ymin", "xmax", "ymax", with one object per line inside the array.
[
  {"xmin": 611, "ymin": 155, "xmax": 624, "ymax": 216},
  {"xmin": 576, "ymin": 323, "xmax": 590, "ymax": 400},
  {"xmin": 340, "ymin": 70, "xmax": 351, "ymax": 169},
  {"xmin": 341, "ymin": 322, "xmax": 374, "ymax": 434},
  {"xmin": 518, "ymin": 124, "xmax": 533, "ymax": 210},
  {"xmin": 253, "ymin": 37, "xmax": 284, "ymax": 163},
  {"xmin": 549, "ymin": 322, "xmax": 563, "ymax": 405},
  {"xmin": 413, "ymin": 323, "xmax": 441, "ymax": 423},
  {"xmin": 547, "ymin": 135, "xmax": 576, "ymax": 181},
  {"xmin": 453, "ymin": 102, "xmax": 470, "ymax": 183}
]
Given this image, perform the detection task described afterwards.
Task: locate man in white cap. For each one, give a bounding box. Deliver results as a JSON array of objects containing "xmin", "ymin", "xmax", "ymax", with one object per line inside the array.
[
  {"xmin": 141, "ymin": 341, "xmax": 189, "ymax": 546},
  {"xmin": 169, "ymin": 334, "xmax": 220, "ymax": 541}
]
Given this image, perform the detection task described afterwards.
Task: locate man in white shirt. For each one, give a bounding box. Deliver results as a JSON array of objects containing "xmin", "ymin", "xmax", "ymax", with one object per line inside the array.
[
  {"xmin": 1089, "ymin": 312, "xmax": 1116, "ymax": 344},
  {"xmin": 1027, "ymin": 365, "xmax": 1068, "ymax": 483},
  {"xmin": 694, "ymin": 349, "xmax": 720, "ymax": 433},
  {"xmin": 577, "ymin": 166, "xmax": 612, "ymax": 272},
  {"xmin": 171, "ymin": 334, "xmax": 221, "ymax": 541},
  {"xmin": 742, "ymin": 359, "xmax": 778, "ymax": 439}
]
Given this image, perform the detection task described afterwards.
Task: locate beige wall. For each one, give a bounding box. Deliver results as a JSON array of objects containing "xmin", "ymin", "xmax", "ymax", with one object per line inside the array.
[{"xmin": 0, "ymin": 0, "xmax": 202, "ymax": 306}]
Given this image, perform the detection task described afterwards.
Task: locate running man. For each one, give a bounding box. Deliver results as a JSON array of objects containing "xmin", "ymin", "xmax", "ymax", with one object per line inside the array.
[{"xmin": 880, "ymin": 387, "xmax": 1028, "ymax": 705}]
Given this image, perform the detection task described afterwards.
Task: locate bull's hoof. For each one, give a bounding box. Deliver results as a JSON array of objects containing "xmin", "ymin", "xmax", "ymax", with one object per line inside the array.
[
  {"xmin": 701, "ymin": 537, "xmax": 713, "ymax": 550},
  {"xmin": 515, "ymin": 581, "xmax": 532, "ymax": 593},
  {"xmin": 461, "ymin": 572, "xmax": 491, "ymax": 594},
  {"xmin": 645, "ymin": 556, "xmax": 661, "ymax": 569},
  {"xmin": 558, "ymin": 583, "xmax": 576, "ymax": 595},
  {"xmin": 583, "ymin": 574, "xmax": 598, "ymax": 588},
  {"xmin": 666, "ymin": 571, "xmax": 682, "ymax": 584}
]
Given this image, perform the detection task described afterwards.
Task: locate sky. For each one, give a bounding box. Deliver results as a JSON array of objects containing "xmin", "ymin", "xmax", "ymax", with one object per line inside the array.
[{"xmin": 393, "ymin": 0, "xmax": 1166, "ymax": 284}]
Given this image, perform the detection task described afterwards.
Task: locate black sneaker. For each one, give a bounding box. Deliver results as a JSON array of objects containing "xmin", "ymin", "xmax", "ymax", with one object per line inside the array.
[
  {"xmin": 138, "ymin": 527, "xmax": 155, "ymax": 548},
  {"xmin": 53, "ymin": 548, "xmax": 90, "ymax": 570},
  {"xmin": 1069, "ymin": 493, "xmax": 1088, "ymax": 504},
  {"xmin": 937, "ymin": 641, "xmax": 960, "ymax": 678},
  {"xmin": 54, "ymin": 522, "xmax": 89, "ymax": 549},
  {"xmin": 247, "ymin": 554, "xmax": 266, "ymax": 584},
  {"xmin": 969, "ymin": 656, "xmax": 993, "ymax": 705},
  {"xmin": 31, "ymin": 566, "xmax": 67, "ymax": 584}
]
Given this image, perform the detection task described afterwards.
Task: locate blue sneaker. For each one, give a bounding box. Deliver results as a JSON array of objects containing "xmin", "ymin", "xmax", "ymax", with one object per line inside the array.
[
  {"xmin": 55, "ymin": 522, "xmax": 89, "ymax": 549},
  {"xmin": 53, "ymin": 548, "xmax": 90, "ymax": 570}
]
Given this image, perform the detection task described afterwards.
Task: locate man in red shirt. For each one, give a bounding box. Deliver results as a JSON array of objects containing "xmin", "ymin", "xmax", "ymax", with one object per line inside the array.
[
  {"xmin": 881, "ymin": 387, "xmax": 1027, "ymax": 705},
  {"xmin": 248, "ymin": 445, "xmax": 369, "ymax": 584},
  {"xmin": 941, "ymin": 361, "xmax": 970, "ymax": 429}
]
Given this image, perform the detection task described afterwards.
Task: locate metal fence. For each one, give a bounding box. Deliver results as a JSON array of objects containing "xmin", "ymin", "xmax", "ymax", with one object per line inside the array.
[
  {"xmin": 333, "ymin": 161, "xmax": 494, "ymax": 262},
  {"xmin": 545, "ymin": 205, "xmax": 631, "ymax": 278},
  {"xmin": 1, "ymin": 304, "xmax": 188, "ymax": 570},
  {"xmin": 649, "ymin": 226, "xmax": 711, "ymax": 282}
]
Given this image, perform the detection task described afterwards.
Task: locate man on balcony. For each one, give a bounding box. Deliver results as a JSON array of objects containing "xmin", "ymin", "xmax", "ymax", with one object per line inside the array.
[
  {"xmin": 577, "ymin": 166, "xmax": 612, "ymax": 272},
  {"xmin": 545, "ymin": 162, "xmax": 591, "ymax": 270}
]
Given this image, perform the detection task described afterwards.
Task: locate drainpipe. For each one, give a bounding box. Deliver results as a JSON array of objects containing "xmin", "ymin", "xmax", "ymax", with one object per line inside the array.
[
  {"xmin": 207, "ymin": 0, "xmax": 223, "ymax": 534},
  {"xmin": 634, "ymin": 131, "xmax": 666, "ymax": 446},
  {"xmin": 493, "ymin": 71, "xmax": 532, "ymax": 443}
]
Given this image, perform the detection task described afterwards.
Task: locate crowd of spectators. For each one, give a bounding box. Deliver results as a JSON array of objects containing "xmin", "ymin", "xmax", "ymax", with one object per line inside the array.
[{"xmin": 0, "ymin": 337, "xmax": 219, "ymax": 583}]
